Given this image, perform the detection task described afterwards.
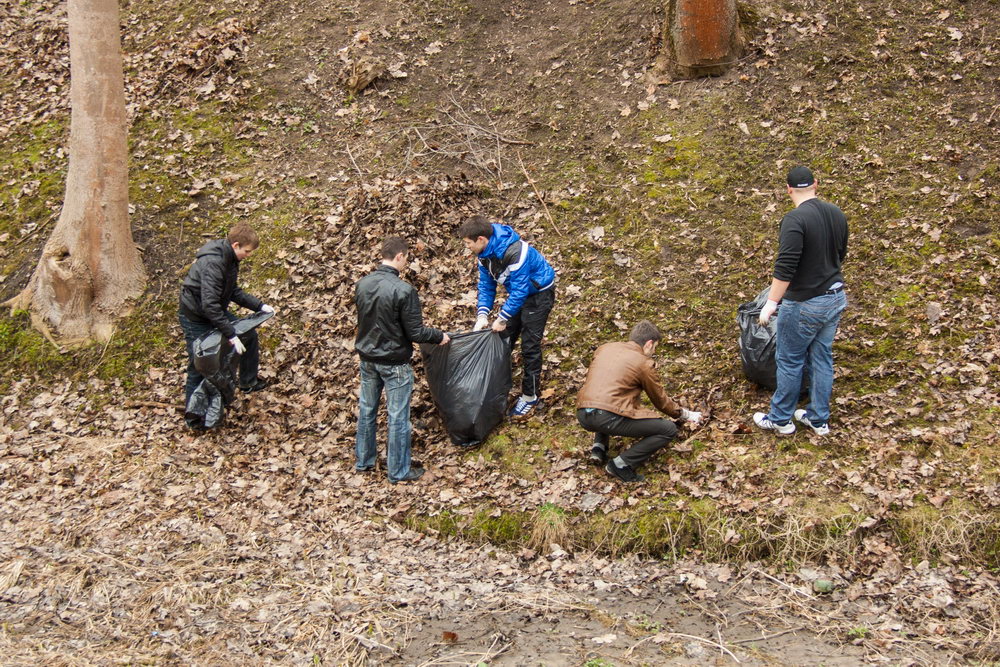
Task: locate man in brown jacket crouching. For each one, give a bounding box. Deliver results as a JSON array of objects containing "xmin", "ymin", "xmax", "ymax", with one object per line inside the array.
[{"xmin": 576, "ymin": 320, "xmax": 702, "ymax": 483}]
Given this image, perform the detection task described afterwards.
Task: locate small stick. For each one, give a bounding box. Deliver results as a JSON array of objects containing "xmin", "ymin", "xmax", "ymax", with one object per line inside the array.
[
  {"xmin": 516, "ymin": 151, "xmax": 563, "ymax": 237},
  {"xmin": 125, "ymin": 400, "xmax": 183, "ymax": 412},
  {"xmin": 345, "ymin": 142, "xmax": 364, "ymax": 179},
  {"xmin": 660, "ymin": 632, "xmax": 741, "ymax": 663},
  {"xmin": 753, "ymin": 568, "xmax": 818, "ymax": 601},
  {"xmin": 731, "ymin": 626, "xmax": 806, "ymax": 645}
]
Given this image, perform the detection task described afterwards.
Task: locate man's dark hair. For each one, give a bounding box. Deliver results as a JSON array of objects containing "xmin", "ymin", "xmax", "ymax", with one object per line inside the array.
[
  {"xmin": 629, "ymin": 320, "xmax": 662, "ymax": 346},
  {"xmin": 456, "ymin": 215, "xmax": 493, "ymax": 241},
  {"xmin": 381, "ymin": 237, "xmax": 408, "ymax": 260},
  {"xmin": 227, "ymin": 222, "xmax": 259, "ymax": 249}
]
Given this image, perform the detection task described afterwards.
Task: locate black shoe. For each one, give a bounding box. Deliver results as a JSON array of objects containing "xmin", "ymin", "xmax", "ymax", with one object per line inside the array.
[
  {"xmin": 457, "ymin": 440, "xmax": 482, "ymax": 450},
  {"xmin": 389, "ymin": 467, "xmax": 425, "ymax": 484},
  {"xmin": 589, "ymin": 445, "xmax": 608, "ymax": 466},
  {"xmin": 240, "ymin": 378, "xmax": 271, "ymax": 393},
  {"xmin": 355, "ymin": 465, "xmax": 374, "ymax": 473},
  {"xmin": 605, "ymin": 460, "xmax": 645, "ymax": 483}
]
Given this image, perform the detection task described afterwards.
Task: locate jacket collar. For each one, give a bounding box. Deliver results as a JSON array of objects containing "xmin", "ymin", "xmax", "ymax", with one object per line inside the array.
[
  {"xmin": 221, "ymin": 240, "xmax": 238, "ymax": 264},
  {"xmin": 376, "ymin": 263, "xmax": 400, "ymax": 276}
]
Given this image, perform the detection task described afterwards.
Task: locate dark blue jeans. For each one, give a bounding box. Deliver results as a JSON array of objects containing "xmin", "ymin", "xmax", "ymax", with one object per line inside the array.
[
  {"xmin": 355, "ymin": 361, "xmax": 415, "ymax": 481},
  {"xmin": 179, "ymin": 313, "xmax": 259, "ymax": 403},
  {"xmin": 767, "ymin": 291, "xmax": 847, "ymax": 426}
]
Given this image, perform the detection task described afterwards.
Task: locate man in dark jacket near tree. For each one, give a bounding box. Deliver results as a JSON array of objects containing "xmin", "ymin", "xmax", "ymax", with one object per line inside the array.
[
  {"xmin": 354, "ymin": 237, "xmax": 450, "ymax": 483},
  {"xmin": 178, "ymin": 222, "xmax": 274, "ymax": 405},
  {"xmin": 457, "ymin": 215, "xmax": 556, "ymax": 418}
]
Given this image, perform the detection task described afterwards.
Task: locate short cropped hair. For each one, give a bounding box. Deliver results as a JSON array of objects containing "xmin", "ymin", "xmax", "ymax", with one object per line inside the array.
[
  {"xmin": 629, "ymin": 320, "xmax": 662, "ymax": 346},
  {"xmin": 381, "ymin": 237, "xmax": 408, "ymax": 260},
  {"xmin": 456, "ymin": 215, "xmax": 493, "ymax": 241},
  {"xmin": 228, "ymin": 222, "xmax": 259, "ymax": 249}
]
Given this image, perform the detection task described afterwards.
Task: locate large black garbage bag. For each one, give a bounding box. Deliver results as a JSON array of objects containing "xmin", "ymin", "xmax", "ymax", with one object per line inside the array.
[
  {"xmin": 420, "ymin": 330, "xmax": 512, "ymax": 446},
  {"xmin": 737, "ymin": 289, "xmax": 809, "ymax": 392},
  {"xmin": 185, "ymin": 311, "xmax": 273, "ymax": 429}
]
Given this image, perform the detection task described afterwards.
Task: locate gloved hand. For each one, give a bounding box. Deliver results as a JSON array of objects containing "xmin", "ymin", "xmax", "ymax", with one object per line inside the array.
[
  {"xmin": 680, "ymin": 408, "xmax": 703, "ymax": 424},
  {"xmin": 758, "ymin": 299, "xmax": 778, "ymax": 326},
  {"xmin": 491, "ymin": 318, "xmax": 507, "ymax": 333},
  {"xmin": 229, "ymin": 336, "xmax": 246, "ymax": 355},
  {"xmin": 440, "ymin": 333, "xmax": 451, "ymax": 346},
  {"xmin": 473, "ymin": 315, "xmax": 489, "ymax": 332},
  {"xmin": 260, "ymin": 304, "xmax": 274, "ymax": 314}
]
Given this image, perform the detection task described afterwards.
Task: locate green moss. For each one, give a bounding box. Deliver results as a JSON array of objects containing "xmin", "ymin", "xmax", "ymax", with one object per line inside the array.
[
  {"xmin": 0, "ymin": 310, "xmax": 64, "ymax": 379},
  {"xmin": 0, "ymin": 118, "xmax": 68, "ymax": 243}
]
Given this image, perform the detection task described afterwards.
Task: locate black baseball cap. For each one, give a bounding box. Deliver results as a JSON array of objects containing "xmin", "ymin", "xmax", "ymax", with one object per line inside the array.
[{"xmin": 786, "ymin": 166, "xmax": 815, "ymax": 188}]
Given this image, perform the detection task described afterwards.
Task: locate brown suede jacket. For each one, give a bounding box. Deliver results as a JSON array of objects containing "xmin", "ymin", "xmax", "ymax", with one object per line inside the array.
[{"xmin": 576, "ymin": 341, "xmax": 682, "ymax": 420}]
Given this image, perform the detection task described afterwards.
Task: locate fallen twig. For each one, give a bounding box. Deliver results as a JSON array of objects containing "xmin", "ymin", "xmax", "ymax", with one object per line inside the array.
[
  {"xmin": 516, "ymin": 151, "xmax": 563, "ymax": 237},
  {"xmin": 345, "ymin": 142, "xmax": 364, "ymax": 179},
  {"xmin": 662, "ymin": 632, "xmax": 741, "ymax": 663},
  {"xmin": 753, "ymin": 568, "xmax": 819, "ymax": 601},
  {"xmin": 731, "ymin": 626, "xmax": 806, "ymax": 645},
  {"xmin": 125, "ymin": 400, "xmax": 183, "ymax": 412}
]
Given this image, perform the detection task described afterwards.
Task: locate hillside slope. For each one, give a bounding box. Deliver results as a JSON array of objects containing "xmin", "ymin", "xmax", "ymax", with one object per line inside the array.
[{"xmin": 1, "ymin": 0, "xmax": 999, "ymax": 662}]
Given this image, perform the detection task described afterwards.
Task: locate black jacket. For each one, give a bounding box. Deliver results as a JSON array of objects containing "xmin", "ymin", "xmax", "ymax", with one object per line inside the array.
[
  {"xmin": 179, "ymin": 239, "xmax": 263, "ymax": 339},
  {"xmin": 354, "ymin": 265, "xmax": 444, "ymax": 364}
]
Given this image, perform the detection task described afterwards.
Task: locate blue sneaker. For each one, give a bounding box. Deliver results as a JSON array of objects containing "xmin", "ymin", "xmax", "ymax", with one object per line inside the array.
[{"xmin": 509, "ymin": 396, "xmax": 538, "ymax": 417}]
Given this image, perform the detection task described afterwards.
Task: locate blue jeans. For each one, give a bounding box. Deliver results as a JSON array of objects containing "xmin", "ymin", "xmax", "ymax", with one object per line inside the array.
[
  {"xmin": 179, "ymin": 313, "xmax": 259, "ymax": 403},
  {"xmin": 355, "ymin": 361, "xmax": 415, "ymax": 480},
  {"xmin": 767, "ymin": 291, "xmax": 847, "ymax": 426}
]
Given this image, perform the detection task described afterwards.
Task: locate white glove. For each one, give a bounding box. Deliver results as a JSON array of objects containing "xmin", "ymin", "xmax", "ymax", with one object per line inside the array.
[
  {"xmin": 229, "ymin": 336, "xmax": 246, "ymax": 355},
  {"xmin": 260, "ymin": 304, "xmax": 274, "ymax": 314},
  {"xmin": 473, "ymin": 315, "xmax": 489, "ymax": 332},
  {"xmin": 680, "ymin": 408, "xmax": 702, "ymax": 424},
  {"xmin": 758, "ymin": 299, "xmax": 778, "ymax": 326}
]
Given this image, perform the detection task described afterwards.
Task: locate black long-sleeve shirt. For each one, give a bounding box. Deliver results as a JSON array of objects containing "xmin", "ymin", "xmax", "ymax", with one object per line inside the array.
[{"xmin": 773, "ymin": 198, "xmax": 849, "ymax": 301}]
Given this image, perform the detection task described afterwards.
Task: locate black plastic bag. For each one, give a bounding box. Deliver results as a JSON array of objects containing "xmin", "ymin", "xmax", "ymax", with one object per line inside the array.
[
  {"xmin": 185, "ymin": 311, "xmax": 273, "ymax": 429},
  {"xmin": 420, "ymin": 330, "xmax": 512, "ymax": 447},
  {"xmin": 737, "ymin": 289, "xmax": 808, "ymax": 392}
]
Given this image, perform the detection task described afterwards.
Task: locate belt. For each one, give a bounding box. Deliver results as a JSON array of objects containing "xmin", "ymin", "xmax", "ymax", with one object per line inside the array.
[{"xmin": 825, "ymin": 285, "xmax": 844, "ymax": 295}]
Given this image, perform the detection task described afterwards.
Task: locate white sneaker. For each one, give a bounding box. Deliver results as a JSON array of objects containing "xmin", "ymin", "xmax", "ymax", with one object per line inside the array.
[
  {"xmin": 794, "ymin": 409, "xmax": 830, "ymax": 436},
  {"xmin": 753, "ymin": 412, "xmax": 795, "ymax": 435}
]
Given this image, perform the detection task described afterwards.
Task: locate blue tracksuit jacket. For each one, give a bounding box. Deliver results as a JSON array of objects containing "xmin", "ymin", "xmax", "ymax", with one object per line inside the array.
[{"xmin": 476, "ymin": 223, "xmax": 555, "ymax": 321}]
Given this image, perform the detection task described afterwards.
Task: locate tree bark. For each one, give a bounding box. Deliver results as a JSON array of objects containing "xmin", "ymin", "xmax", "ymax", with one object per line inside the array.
[
  {"xmin": 6, "ymin": 0, "xmax": 145, "ymax": 344},
  {"xmin": 661, "ymin": 0, "xmax": 744, "ymax": 79}
]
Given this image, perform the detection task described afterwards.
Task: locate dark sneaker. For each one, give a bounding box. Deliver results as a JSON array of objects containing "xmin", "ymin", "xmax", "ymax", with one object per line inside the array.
[
  {"xmin": 240, "ymin": 378, "xmax": 272, "ymax": 393},
  {"xmin": 355, "ymin": 465, "xmax": 374, "ymax": 473},
  {"xmin": 589, "ymin": 445, "xmax": 608, "ymax": 466},
  {"xmin": 388, "ymin": 467, "xmax": 425, "ymax": 484},
  {"xmin": 508, "ymin": 397, "xmax": 538, "ymax": 417},
  {"xmin": 793, "ymin": 409, "xmax": 830, "ymax": 436},
  {"xmin": 457, "ymin": 440, "xmax": 482, "ymax": 450},
  {"xmin": 752, "ymin": 412, "xmax": 795, "ymax": 435},
  {"xmin": 605, "ymin": 460, "xmax": 645, "ymax": 483}
]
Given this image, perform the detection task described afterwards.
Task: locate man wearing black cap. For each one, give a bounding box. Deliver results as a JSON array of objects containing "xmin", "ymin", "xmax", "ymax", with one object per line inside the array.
[{"xmin": 753, "ymin": 166, "xmax": 848, "ymax": 436}]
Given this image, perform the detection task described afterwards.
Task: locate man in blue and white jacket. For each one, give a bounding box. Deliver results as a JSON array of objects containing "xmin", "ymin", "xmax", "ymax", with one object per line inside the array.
[{"xmin": 457, "ymin": 216, "xmax": 556, "ymax": 417}]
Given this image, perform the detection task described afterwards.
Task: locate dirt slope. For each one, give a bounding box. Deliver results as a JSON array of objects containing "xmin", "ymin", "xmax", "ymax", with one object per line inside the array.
[{"xmin": 1, "ymin": 0, "xmax": 999, "ymax": 663}]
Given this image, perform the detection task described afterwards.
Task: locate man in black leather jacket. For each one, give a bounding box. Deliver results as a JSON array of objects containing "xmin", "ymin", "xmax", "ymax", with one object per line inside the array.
[
  {"xmin": 354, "ymin": 237, "xmax": 450, "ymax": 483},
  {"xmin": 179, "ymin": 222, "xmax": 274, "ymax": 404}
]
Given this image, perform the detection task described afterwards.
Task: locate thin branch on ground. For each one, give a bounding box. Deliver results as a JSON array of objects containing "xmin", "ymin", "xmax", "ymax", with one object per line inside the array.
[{"xmin": 516, "ymin": 151, "xmax": 563, "ymax": 237}]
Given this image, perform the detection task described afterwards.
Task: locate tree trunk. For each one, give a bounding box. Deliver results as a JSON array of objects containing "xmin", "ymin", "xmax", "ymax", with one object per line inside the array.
[
  {"xmin": 6, "ymin": 0, "xmax": 145, "ymax": 344},
  {"xmin": 661, "ymin": 0, "xmax": 744, "ymax": 79}
]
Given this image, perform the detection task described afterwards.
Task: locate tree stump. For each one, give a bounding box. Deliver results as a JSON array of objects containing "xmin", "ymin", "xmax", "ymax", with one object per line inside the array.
[{"xmin": 662, "ymin": 0, "xmax": 745, "ymax": 79}]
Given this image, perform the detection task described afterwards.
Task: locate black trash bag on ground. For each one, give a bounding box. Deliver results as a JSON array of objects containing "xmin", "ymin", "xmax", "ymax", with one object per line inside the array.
[
  {"xmin": 420, "ymin": 330, "xmax": 512, "ymax": 447},
  {"xmin": 185, "ymin": 311, "xmax": 273, "ymax": 429},
  {"xmin": 737, "ymin": 289, "xmax": 809, "ymax": 392}
]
